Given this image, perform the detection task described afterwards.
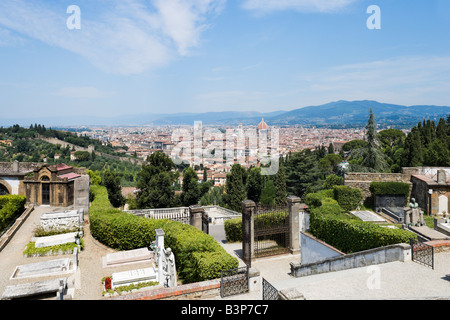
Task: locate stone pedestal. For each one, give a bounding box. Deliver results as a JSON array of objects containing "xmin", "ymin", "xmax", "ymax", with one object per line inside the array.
[
  {"xmin": 242, "ymin": 200, "xmax": 256, "ymax": 267},
  {"xmin": 189, "ymin": 205, "xmax": 204, "ymax": 231},
  {"xmin": 287, "ymin": 196, "xmax": 301, "ymax": 255}
]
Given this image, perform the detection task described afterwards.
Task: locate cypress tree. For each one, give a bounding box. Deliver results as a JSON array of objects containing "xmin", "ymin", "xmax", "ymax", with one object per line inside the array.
[
  {"xmin": 225, "ymin": 164, "xmax": 247, "ymax": 212},
  {"xmin": 246, "ymin": 167, "xmax": 264, "ymax": 204},
  {"xmin": 274, "ymin": 163, "xmax": 287, "ymax": 205}
]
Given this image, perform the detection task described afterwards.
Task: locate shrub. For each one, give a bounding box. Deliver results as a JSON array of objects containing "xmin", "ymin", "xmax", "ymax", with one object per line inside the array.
[
  {"xmin": 309, "ymin": 211, "xmax": 416, "ymax": 253},
  {"xmin": 304, "ymin": 189, "xmax": 334, "ymax": 209},
  {"xmin": 89, "ymin": 185, "xmax": 238, "ymax": 283},
  {"xmin": 0, "ymin": 195, "xmax": 26, "ymax": 233},
  {"xmin": 224, "ymin": 218, "xmax": 242, "ymax": 243},
  {"xmin": 369, "ymin": 182, "xmax": 410, "ymax": 199},
  {"xmin": 333, "ymin": 185, "xmax": 363, "ymax": 211}
]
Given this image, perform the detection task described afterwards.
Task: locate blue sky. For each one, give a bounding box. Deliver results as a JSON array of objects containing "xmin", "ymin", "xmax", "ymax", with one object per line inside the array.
[{"xmin": 0, "ymin": 0, "xmax": 450, "ymax": 121}]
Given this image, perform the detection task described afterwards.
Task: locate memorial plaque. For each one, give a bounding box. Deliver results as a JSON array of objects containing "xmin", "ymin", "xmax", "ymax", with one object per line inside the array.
[
  {"xmin": 112, "ymin": 267, "xmax": 157, "ymax": 288},
  {"xmin": 34, "ymin": 232, "xmax": 78, "ymax": 248},
  {"xmin": 2, "ymin": 278, "xmax": 67, "ymax": 300},
  {"xmin": 103, "ymin": 248, "xmax": 153, "ymax": 268},
  {"xmin": 350, "ymin": 210, "xmax": 386, "ymax": 222}
]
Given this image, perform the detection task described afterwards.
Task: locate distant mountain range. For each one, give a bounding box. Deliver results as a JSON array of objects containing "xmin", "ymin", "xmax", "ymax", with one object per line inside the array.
[{"xmin": 2, "ymin": 100, "xmax": 449, "ymax": 128}]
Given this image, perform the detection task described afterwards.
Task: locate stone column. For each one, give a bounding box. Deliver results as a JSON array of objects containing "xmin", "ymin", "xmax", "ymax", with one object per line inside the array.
[
  {"xmin": 155, "ymin": 229, "xmax": 165, "ymax": 284},
  {"xmin": 287, "ymin": 196, "xmax": 301, "ymax": 255},
  {"xmin": 189, "ymin": 205, "xmax": 204, "ymax": 230},
  {"xmin": 242, "ymin": 200, "xmax": 256, "ymax": 267}
]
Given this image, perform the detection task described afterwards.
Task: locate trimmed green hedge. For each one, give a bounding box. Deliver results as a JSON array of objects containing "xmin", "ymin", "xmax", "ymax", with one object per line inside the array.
[
  {"xmin": 0, "ymin": 195, "xmax": 27, "ymax": 233},
  {"xmin": 309, "ymin": 211, "xmax": 417, "ymax": 254},
  {"xmin": 224, "ymin": 218, "xmax": 242, "ymax": 243},
  {"xmin": 89, "ymin": 185, "xmax": 238, "ymax": 284},
  {"xmin": 333, "ymin": 186, "xmax": 363, "ymax": 211},
  {"xmin": 304, "ymin": 189, "xmax": 334, "ymax": 209},
  {"xmin": 369, "ymin": 182, "xmax": 410, "ymax": 198}
]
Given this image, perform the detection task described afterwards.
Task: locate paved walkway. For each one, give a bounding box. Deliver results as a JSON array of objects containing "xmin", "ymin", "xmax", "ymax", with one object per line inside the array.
[
  {"xmin": 211, "ymin": 224, "xmax": 450, "ymax": 300},
  {"xmin": 1, "ymin": 208, "xmax": 450, "ymax": 300}
]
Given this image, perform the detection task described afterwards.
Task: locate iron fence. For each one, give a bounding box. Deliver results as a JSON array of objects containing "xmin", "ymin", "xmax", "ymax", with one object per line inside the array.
[
  {"xmin": 262, "ymin": 278, "xmax": 279, "ymax": 300},
  {"xmin": 410, "ymin": 238, "xmax": 434, "ymax": 269},
  {"xmin": 220, "ymin": 266, "xmax": 249, "ymax": 298}
]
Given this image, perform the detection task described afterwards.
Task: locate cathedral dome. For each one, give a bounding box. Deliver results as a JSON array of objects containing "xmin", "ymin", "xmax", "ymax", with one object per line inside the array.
[{"xmin": 257, "ymin": 118, "xmax": 269, "ymax": 130}]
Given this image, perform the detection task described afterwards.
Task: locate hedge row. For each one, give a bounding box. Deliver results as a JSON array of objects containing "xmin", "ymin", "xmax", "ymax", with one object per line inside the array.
[
  {"xmin": 89, "ymin": 185, "xmax": 238, "ymax": 283},
  {"xmin": 309, "ymin": 210, "xmax": 417, "ymax": 254},
  {"xmin": 369, "ymin": 182, "xmax": 410, "ymax": 197},
  {"xmin": 305, "ymin": 186, "xmax": 362, "ymax": 212},
  {"xmin": 0, "ymin": 195, "xmax": 27, "ymax": 233},
  {"xmin": 332, "ymin": 186, "xmax": 363, "ymax": 212},
  {"xmin": 224, "ymin": 209, "xmax": 289, "ymax": 243}
]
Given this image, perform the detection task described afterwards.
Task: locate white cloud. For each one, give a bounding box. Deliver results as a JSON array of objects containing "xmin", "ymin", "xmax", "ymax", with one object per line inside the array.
[
  {"xmin": 0, "ymin": 0, "xmax": 225, "ymax": 75},
  {"xmin": 296, "ymin": 55, "xmax": 450, "ymax": 106},
  {"xmin": 242, "ymin": 0, "xmax": 358, "ymax": 14}
]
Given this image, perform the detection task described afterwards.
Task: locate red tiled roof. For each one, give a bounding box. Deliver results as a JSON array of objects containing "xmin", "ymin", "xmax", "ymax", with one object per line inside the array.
[
  {"xmin": 58, "ymin": 173, "xmax": 81, "ymax": 180},
  {"xmin": 51, "ymin": 163, "xmax": 73, "ymax": 171}
]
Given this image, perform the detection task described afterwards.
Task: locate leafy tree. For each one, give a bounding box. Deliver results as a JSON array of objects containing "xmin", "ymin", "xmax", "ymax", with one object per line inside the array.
[
  {"xmin": 87, "ymin": 169, "xmax": 102, "ymax": 185},
  {"xmin": 285, "ymin": 149, "xmax": 323, "ymax": 198},
  {"xmin": 319, "ymin": 154, "xmax": 342, "ymax": 174},
  {"xmin": 224, "ymin": 164, "xmax": 247, "ymax": 212},
  {"xmin": 102, "ymin": 169, "xmax": 125, "ymax": 208},
  {"xmin": 135, "ymin": 152, "xmax": 176, "ymax": 209},
  {"xmin": 273, "ymin": 163, "xmax": 287, "ymax": 205},
  {"xmin": 349, "ymin": 109, "xmax": 389, "ymax": 172},
  {"xmin": 260, "ymin": 180, "xmax": 276, "ymax": 206},
  {"xmin": 181, "ymin": 167, "xmax": 201, "ymax": 206},
  {"xmin": 200, "ymin": 186, "xmax": 225, "ymax": 206},
  {"xmin": 246, "ymin": 167, "xmax": 264, "ymax": 204},
  {"xmin": 322, "ymin": 174, "xmax": 343, "ymax": 190}
]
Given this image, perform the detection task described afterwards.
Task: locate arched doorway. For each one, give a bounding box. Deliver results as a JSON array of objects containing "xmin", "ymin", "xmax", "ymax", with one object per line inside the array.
[
  {"xmin": 0, "ymin": 183, "xmax": 10, "ymax": 196},
  {"xmin": 41, "ymin": 176, "xmax": 50, "ymax": 205}
]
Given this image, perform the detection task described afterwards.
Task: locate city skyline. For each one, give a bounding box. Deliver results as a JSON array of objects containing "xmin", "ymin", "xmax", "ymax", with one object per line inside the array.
[{"xmin": 1, "ymin": 0, "xmax": 450, "ymax": 121}]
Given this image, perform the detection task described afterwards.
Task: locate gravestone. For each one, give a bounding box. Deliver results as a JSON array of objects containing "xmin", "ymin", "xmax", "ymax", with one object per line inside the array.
[
  {"xmin": 11, "ymin": 258, "xmax": 72, "ymax": 279},
  {"xmin": 350, "ymin": 210, "xmax": 386, "ymax": 222},
  {"xmin": 40, "ymin": 210, "xmax": 83, "ymax": 231},
  {"xmin": 1, "ymin": 278, "xmax": 67, "ymax": 300},
  {"xmin": 102, "ymin": 247, "xmax": 153, "ymax": 268},
  {"xmin": 152, "ymin": 229, "xmax": 177, "ymax": 288},
  {"xmin": 34, "ymin": 232, "xmax": 78, "ymax": 248},
  {"xmin": 111, "ymin": 267, "xmax": 158, "ymax": 288}
]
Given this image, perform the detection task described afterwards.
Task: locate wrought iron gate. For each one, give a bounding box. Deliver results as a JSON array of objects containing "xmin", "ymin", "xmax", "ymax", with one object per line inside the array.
[
  {"xmin": 220, "ymin": 266, "xmax": 249, "ymax": 298},
  {"xmin": 254, "ymin": 205, "xmax": 290, "ymax": 258},
  {"xmin": 262, "ymin": 278, "xmax": 279, "ymax": 300},
  {"xmin": 410, "ymin": 238, "xmax": 434, "ymax": 269}
]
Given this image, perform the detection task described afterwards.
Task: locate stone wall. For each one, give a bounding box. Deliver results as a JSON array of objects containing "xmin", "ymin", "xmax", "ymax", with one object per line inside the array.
[
  {"xmin": 344, "ymin": 171, "xmax": 412, "ymax": 203},
  {"xmin": 290, "ymin": 243, "xmax": 411, "ymax": 278}
]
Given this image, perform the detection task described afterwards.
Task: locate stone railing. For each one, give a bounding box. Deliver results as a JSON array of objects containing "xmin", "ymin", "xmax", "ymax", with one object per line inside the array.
[
  {"xmin": 125, "ymin": 207, "xmax": 190, "ymax": 225},
  {"xmin": 203, "ymin": 205, "xmax": 241, "ymax": 224}
]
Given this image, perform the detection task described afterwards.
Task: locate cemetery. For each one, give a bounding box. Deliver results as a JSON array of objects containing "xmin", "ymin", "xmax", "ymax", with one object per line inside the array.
[{"xmin": 1, "ymin": 169, "xmax": 450, "ymax": 300}]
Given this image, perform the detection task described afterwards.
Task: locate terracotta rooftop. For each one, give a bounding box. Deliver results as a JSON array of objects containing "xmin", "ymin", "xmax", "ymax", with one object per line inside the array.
[
  {"xmin": 50, "ymin": 163, "xmax": 73, "ymax": 171},
  {"xmin": 58, "ymin": 172, "xmax": 81, "ymax": 181}
]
